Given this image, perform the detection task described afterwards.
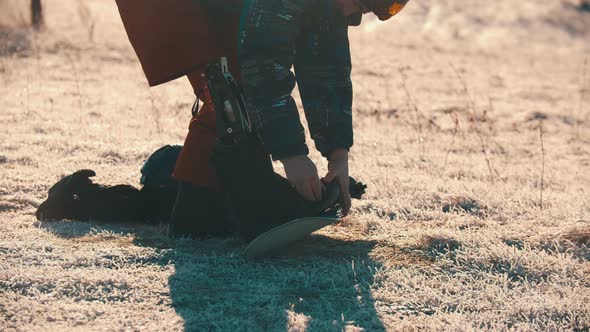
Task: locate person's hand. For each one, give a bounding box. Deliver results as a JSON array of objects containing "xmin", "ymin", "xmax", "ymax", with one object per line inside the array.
[
  {"xmin": 323, "ymin": 149, "xmax": 352, "ymax": 216},
  {"xmin": 281, "ymin": 155, "xmax": 324, "ymax": 202}
]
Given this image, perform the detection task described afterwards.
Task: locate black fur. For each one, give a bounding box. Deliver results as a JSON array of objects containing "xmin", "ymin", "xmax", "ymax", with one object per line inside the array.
[
  {"xmin": 212, "ymin": 134, "xmax": 366, "ymax": 240},
  {"xmin": 36, "ymin": 145, "xmax": 367, "ymax": 239},
  {"xmin": 36, "ymin": 170, "xmax": 174, "ymax": 224}
]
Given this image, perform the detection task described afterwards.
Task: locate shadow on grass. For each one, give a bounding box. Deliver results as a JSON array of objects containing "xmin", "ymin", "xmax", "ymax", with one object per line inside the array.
[
  {"xmin": 37, "ymin": 220, "xmax": 168, "ymax": 241},
  {"xmin": 169, "ymin": 235, "xmax": 385, "ymax": 331},
  {"xmin": 40, "ymin": 220, "xmax": 386, "ymax": 331}
]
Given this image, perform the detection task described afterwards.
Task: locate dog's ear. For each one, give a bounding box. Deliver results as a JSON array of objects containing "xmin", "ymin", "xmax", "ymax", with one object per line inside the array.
[
  {"xmin": 71, "ymin": 169, "xmax": 96, "ymax": 179},
  {"xmin": 48, "ymin": 169, "xmax": 97, "ymax": 197},
  {"xmin": 65, "ymin": 169, "xmax": 97, "ymax": 191}
]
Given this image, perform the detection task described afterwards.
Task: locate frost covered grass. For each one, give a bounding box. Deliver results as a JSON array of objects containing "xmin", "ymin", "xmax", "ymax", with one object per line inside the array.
[{"xmin": 1, "ymin": 0, "xmax": 589, "ymax": 330}]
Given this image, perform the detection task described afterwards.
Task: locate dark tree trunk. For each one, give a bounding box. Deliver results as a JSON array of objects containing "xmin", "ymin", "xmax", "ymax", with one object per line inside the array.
[{"xmin": 31, "ymin": 0, "xmax": 43, "ymax": 30}]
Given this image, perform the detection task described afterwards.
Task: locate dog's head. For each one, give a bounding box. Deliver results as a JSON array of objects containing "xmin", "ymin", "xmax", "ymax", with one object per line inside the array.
[{"xmin": 36, "ymin": 169, "xmax": 98, "ymax": 221}]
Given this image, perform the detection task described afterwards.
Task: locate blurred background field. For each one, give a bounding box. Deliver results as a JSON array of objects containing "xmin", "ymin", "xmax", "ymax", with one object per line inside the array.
[{"xmin": 0, "ymin": 1, "xmax": 589, "ymax": 331}]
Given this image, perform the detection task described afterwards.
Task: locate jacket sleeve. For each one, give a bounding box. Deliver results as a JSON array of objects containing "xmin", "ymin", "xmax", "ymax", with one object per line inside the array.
[
  {"xmin": 294, "ymin": 17, "xmax": 354, "ymax": 159},
  {"xmin": 237, "ymin": 1, "xmax": 309, "ymax": 161}
]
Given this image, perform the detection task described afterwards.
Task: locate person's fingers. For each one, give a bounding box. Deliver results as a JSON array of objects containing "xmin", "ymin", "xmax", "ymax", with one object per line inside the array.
[
  {"xmin": 335, "ymin": 174, "xmax": 349, "ymax": 197},
  {"xmin": 338, "ymin": 177, "xmax": 352, "ymax": 216},
  {"xmin": 341, "ymin": 192, "xmax": 352, "ymax": 216},
  {"xmin": 323, "ymin": 170, "xmax": 337, "ymax": 183},
  {"xmin": 296, "ymin": 182, "xmax": 315, "ymax": 202},
  {"xmin": 311, "ymin": 177, "xmax": 323, "ymax": 201},
  {"xmin": 306, "ymin": 181, "xmax": 320, "ymax": 202}
]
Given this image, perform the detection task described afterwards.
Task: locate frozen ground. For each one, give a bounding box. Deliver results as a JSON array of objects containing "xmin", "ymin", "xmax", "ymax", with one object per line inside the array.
[{"xmin": 1, "ymin": 0, "xmax": 589, "ymax": 330}]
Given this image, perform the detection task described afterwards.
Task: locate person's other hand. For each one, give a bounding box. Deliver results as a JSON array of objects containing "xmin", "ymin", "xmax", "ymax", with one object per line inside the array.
[
  {"xmin": 281, "ymin": 155, "xmax": 324, "ymax": 202},
  {"xmin": 323, "ymin": 149, "xmax": 352, "ymax": 216}
]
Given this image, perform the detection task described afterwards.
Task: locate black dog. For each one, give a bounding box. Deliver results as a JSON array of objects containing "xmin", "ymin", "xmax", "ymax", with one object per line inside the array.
[
  {"xmin": 36, "ymin": 169, "xmax": 174, "ymax": 224},
  {"xmin": 36, "ymin": 146, "xmax": 366, "ymax": 240}
]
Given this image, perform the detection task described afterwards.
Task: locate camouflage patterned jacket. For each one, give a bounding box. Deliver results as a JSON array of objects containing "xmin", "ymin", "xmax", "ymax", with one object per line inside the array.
[{"xmin": 238, "ymin": 0, "xmax": 354, "ymax": 160}]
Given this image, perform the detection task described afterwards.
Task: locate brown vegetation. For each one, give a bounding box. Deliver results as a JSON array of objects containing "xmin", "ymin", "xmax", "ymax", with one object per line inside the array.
[
  {"xmin": 0, "ymin": 0, "xmax": 589, "ymax": 331},
  {"xmin": 560, "ymin": 221, "xmax": 590, "ymax": 247}
]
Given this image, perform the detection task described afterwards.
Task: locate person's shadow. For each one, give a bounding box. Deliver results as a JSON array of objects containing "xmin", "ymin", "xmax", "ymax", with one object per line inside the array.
[
  {"xmin": 41, "ymin": 221, "xmax": 387, "ymax": 331},
  {"xmin": 167, "ymin": 234, "xmax": 386, "ymax": 331}
]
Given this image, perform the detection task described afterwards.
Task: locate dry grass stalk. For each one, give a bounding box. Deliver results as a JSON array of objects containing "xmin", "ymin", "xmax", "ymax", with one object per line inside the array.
[
  {"xmin": 0, "ymin": 58, "xmax": 5, "ymax": 85},
  {"xmin": 398, "ymin": 66, "xmax": 426, "ymax": 157},
  {"xmin": 450, "ymin": 63, "xmax": 501, "ymax": 182},
  {"xmin": 539, "ymin": 120, "xmax": 545, "ymax": 210},
  {"xmin": 443, "ymin": 111, "xmax": 460, "ymax": 172},
  {"xmin": 30, "ymin": 28, "xmax": 40, "ymax": 109},
  {"xmin": 25, "ymin": 62, "xmax": 31, "ymax": 116},
  {"xmin": 65, "ymin": 52, "xmax": 83, "ymax": 123},
  {"xmin": 30, "ymin": 0, "xmax": 42, "ymax": 30},
  {"xmin": 77, "ymin": 0, "xmax": 96, "ymax": 42},
  {"xmin": 577, "ymin": 57, "xmax": 589, "ymax": 138},
  {"xmin": 149, "ymin": 90, "xmax": 162, "ymax": 134}
]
